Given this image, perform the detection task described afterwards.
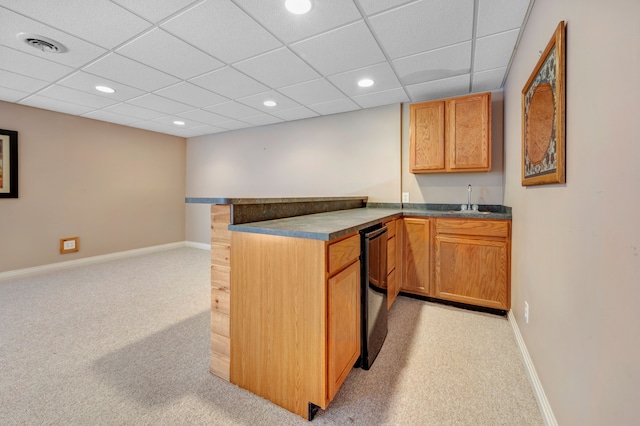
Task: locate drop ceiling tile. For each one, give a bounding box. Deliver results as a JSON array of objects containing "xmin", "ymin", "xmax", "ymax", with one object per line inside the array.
[
  {"xmin": 270, "ymin": 106, "xmax": 319, "ymax": 121},
  {"xmin": 152, "ymin": 115, "xmax": 206, "ymax": 129},
  {"xmin": 189, "ymin": 124, "xmax": 228, "ymax": 136},
  {"xmin": 357, "ymin": 0, "xmax": 415, "ymax": 15},
  {"xmin": 352, "ymin": 87, "xmax": 409, "ymax": 109},
  {"xmin": 368, "ymin": 0, "xmax": 473, "ymax": 59},
  {"xmin": 110, "ymin": 0, "xmax": 200, "ymax": 23},
  {"xmin": 474, "ymin": 29, "xmax": 520, "ymax": 72},
  {"xmin": 234, "ymin": 48, "xmax": 320, "ymax": 89},
  {"xmin": 177, "ymin": 109, "xmax": 230, "ymax": 125},
  {"xmin": 83, "ymin": 53, "xmax": 180, "ymax": 92},
  {"xmin": 393, "ymin": 41, "xmax": 472, "ymax": 86},
  {"xmin": 279, "ymin": 78, "xmax": 346, "ymax": 105},
  {"xmin": 126, "ymin": 93, "xmax": 193, "ymax": 114},
  {"xmin": 38, "ymin": 85, "xmax": 121, "ymax": 109},
  {"xmin": 0, "ymin": 0, "xmax": 152, "ymax": 48},
  {"xmin": 58, "ymin": 71, "xmax": 145, "ymax": 102},
  {"xmin": 104, "ymin": 102, "xmax": 166, "ymax": 120},
  {"xmin": 472, "ymin": 67, "xmax": 506, "ymax": 92},
  {"xmin": 161, "ymin": 0, "xmax": 281, "ymax": 63},
  {"xmin": 308, "ymin": 98, "xmax": 360, "ymax": 116},
  {"xmin": 204, "ymin": 101, "xmax": 263, "ymax": 120},
  {"xmin": 236, "ymin": 90, "xmax": 302, "ymax": 113},
  {"xmin": 167, "ymin": 128, "xmax": 201, "ymax": 137},
  {"xmin": 0, "ymin": 86, "xmax": 30, "ymax": 103},
  {"xmin": 0, "ymin": 69, "xmax": 49, "ymax": 93},
  {"xmin": 0, "ymin": 45, "xmax": 74, "ymax": 82},
  {"xmin": 116, "ymin": 28, "xmax": 223, "ymax": 79},
  {"xmin": 290, "ymin": 21, "xmax": 386, "ymax": 75},
  {"xmin": 235, "ymin": 0, "xmax": 362, "ymax": 43},
  {"xmin": 327, "ymin": 62, "xmax": 401, "ymax": 97},
  {"xmin": 241, "ymin": 114, "xmax": 284, "ymax": 126},
  {"xmin": 155, "ymin": 82, "xmax": 228, "ymax": 108},
  {"xmin": 405, "ymin": 74, "xmax": 471, "ymax": 102},
  {"xmin": 477, "ymin": 0, "xmax": 531, "ymax": 37},
  {"xmin": 82, "ymin": 109, "xmax": 139, "ymax": 125},
  {"xmin": 215, "ymin": 119, "xmax": 253, "ymax": 131},
  {"xmin": 190, "ymin": 67, "xmax": 268, "ymax": 99},
  {"xmin": 0, "ymin": 7, "xmax": 108, "ymax": 67},
  {"xmin": 130, "ymin": 120, "xmax": 194, "ymax": 137},
  {"xmin": 19, "ymin": 95, "xmax": 94, "ymax": 116}
]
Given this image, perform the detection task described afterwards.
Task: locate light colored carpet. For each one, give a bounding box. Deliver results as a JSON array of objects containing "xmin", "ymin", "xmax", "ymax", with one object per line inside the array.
[{"xmin": 0, "ymin": 247, "xmax": 542, "ymax": 425}]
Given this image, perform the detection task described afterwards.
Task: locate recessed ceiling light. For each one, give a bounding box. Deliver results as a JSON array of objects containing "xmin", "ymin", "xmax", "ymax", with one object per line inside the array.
[
  {"xmin": 95, "ymin": 85, "xmax": 115, "ymax": 94},
  {"xmin": 263, "ymin": 100, "xmax": 277, "ymax": 107},
  {"xmin": 173, "ymin": 120, "xmax": 186, "ymax": 126},
  {"xmin": 285, "ymin": 0, "xmax": 312, "ymax": 15},
  {"xmin": 358, "ymin": 78, "xmax": 374, "ymax": 88}
]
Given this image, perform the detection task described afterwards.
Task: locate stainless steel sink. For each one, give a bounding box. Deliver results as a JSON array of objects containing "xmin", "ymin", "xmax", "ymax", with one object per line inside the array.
[{"xmin": 449, "ymin": 209, "xmax": 491, "ymax": 215}]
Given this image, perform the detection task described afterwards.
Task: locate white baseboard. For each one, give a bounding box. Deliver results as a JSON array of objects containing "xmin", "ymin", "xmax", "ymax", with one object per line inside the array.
[
  {"xmin": 508, "ymin": 311, "xmax": 558, "ymax": 426},
  {"xmin": 185, "ymin": 241, "xmax": 211, "ymax": 250},
  {"xmin": 0, "ymin": 242, "xmax": 188, "ymax": 281}
]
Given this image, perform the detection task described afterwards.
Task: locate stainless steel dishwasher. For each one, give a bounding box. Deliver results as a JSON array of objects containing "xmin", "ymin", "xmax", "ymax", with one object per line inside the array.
[{"xmin": 359, "ymin": 223, "xmax": 388, "ymax": 370}]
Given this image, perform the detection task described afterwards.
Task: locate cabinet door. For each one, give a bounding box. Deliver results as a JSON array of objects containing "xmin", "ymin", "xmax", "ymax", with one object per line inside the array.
[
  {"xmin": 327, "ymin": 261, "xmax": 360, "ymax": 401},
  {"xmin": 410, "ymin": 100, "xmax": 445, "ymax": 172},
  {"xmin": 401, "ymin": 218, "xmax": 431, "ymax": 296},
  {"xmin": 434, "ymin": 235, "xmax": 508, "ymax": 310},
  {"xmin": 447, "ymin": 92, "xmax": 491, "ymax": 171}
]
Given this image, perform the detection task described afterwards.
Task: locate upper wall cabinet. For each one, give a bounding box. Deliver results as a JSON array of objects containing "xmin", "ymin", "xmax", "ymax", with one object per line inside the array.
[{"xmin": 410, "ymin": 92, "xmax": 492, "ymax": 173}]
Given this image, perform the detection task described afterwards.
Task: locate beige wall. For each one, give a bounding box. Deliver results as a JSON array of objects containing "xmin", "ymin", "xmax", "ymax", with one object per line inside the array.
[
  {"xmin": 185, "ymin": 104, "xmax": 402, "ymax": 243},
  {"xmin": 0, "ymin": 101, "xmax": 186, "ymax": 273},
  {"xmin": 401, "ymin": 91, "xmax": 505, "ymax": 205},
  {"xmin": 504, "ymin": 0, "xmax": 640, "ymax": 423}
]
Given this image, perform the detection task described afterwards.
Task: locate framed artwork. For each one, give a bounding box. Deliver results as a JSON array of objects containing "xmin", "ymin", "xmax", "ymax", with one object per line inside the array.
[
  {"xmin": 0, "ymin": 128, "xmax": 18, "ymax": 198},
  {"xmin": 522, "ymin": 21, "xmax": 566, "ymax": 186}
]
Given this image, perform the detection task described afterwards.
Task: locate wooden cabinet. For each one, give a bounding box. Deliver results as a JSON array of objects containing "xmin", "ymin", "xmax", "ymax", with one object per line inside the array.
[
  {"xmin": 230, "ymin": 231, "xmax": 360, "ymax": 419},
  {"xmin": 401, "ymin": 218, "xmax": 431, "ymax": 297},
  {"xmin": 409, "ymin": 100, "xmax": 445, "ymax": 172},
  {"xmin": 383, "ymin": 218, "xmax": 402, "ymax": 308},
  {"xmin": 410, "ymin": 92, "xmax": 491, "ymax": 173},
  {"xmin": 327, "ymin": 260, "xmax": 360, "ymax": 401},
  {"xmin": 434, "ymin": 219, "xmax": 510, "ymax": 310}
]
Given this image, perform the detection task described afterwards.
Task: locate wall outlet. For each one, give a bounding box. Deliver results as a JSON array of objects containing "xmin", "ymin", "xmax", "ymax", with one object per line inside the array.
[
  {"xmin": 402, "ymin": 192, "xmax": 410, "ymax": 203},
  {"xmin": 524, "ymin": 301, "xmax": 529, "ymax": 324},
  {"xmin": 60, "ymin": 237, "xmax": 79, "ymax": 254}
]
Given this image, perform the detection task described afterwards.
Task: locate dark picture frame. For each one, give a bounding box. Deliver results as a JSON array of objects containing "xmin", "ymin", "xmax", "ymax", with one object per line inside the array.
[
  {"xmin": 0, "ymin": 128, "xmax": 19, "ymax": 198},
  {"xmin": 522, "ymin": 21, "xmax": 566, "ymax": 186}
]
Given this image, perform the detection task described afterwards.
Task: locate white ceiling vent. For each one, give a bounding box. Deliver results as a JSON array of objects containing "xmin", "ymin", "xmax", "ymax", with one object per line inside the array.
[{"xmin": 17, "ymin": 33, "xmax": 67, "ymax": 53}]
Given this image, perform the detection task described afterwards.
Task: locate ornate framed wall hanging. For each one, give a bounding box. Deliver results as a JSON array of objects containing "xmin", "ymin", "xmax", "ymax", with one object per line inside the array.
[
  {"xmin": 522, "ymin": 21, "xmax": 566, "ymax": 186},
  {"xmin": 0, "ymin": 128, "xmax": 18, "ymax": 198}
]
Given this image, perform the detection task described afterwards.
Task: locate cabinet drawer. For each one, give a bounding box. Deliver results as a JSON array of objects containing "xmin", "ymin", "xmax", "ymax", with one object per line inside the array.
[
  {"xmin": 436, "ymin": 219, "xmax": 509, "ymax": 238},
  {"xmin": 328, "ymin": 234, "xmax": 360, "ymax": 276}
]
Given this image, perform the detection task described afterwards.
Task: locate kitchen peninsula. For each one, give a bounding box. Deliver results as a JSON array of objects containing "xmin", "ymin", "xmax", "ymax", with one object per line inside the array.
[{"xmin": 186, "ymin": 197, "xmax": 512, "ymax": 419}]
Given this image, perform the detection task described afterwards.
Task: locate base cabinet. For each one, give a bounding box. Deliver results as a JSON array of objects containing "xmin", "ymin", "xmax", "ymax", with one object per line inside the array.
[
  {"xmin": 434, "ymin": 219, "xmax": 511, "ymax": 310},
  {"xmin": 383, "ymin": 218, "xmax": 402, "ymax": 308},
  {"xmin": 401, "ymin": 218, "xmax": 431, "ymax": 297},
  {"xmin": 230, "ymin": 231, "xmax": 360, "ymax": 419},
  {"xmin": 327, "ymin": 260, "xmax": 360, "ymax": 401}
]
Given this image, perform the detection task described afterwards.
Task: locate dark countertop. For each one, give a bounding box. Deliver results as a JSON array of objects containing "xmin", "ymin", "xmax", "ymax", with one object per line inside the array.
[
  {"xmin": 228, "ymin": 206, "xmax": 512, "ymax": 241},
  {"xmin": 185, "ymin": 196, "xmax": 368, "ymax": 204}
]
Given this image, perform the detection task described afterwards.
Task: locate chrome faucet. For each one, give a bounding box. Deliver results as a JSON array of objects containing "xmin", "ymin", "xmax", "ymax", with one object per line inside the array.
[{"xmin": 467, "ymin": 184, "xmax": 472, "ymax": 210}]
